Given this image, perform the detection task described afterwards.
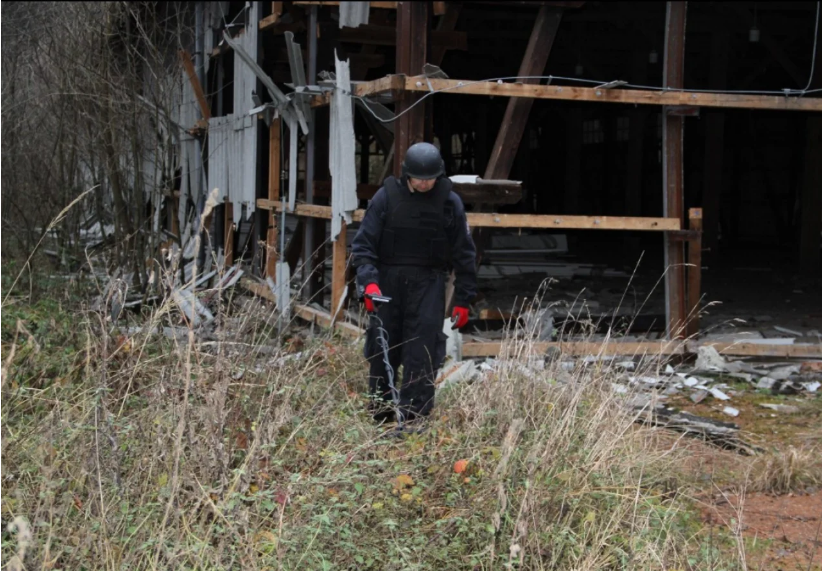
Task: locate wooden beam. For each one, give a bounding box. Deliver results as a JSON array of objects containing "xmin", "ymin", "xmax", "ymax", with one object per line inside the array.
[
  {"xmin": 310, "ymin": 75, "xmax": 404, "ymax": 107},
  {"xmin": 339, "ymin": 25, "xmax": 465, "ymax": 50},
  {"xmin": 259, "ymin": 200, "xmax": 682, "ymax": 230},
  {"xmin": 465, "ymin": 213, "xmax": 680, "ymax": 230},
  {"xmin": 179, "ymin": 50, "xmax": 211, "ymax": 120},
  {"xmin": 800, "ymin": 115, "xmax": 822, "ymax": 276},
  {"xmin": 266, "ymin": 118, "xmax": 282, "ymax": 280},
  {"xmin": 394, "ymin": 1, "xmax": 430, "ymax": 176},
  {"xmin": 690, "ymin": 342, "xmax": 822, "ymax": 359},
  {"xmin": 388, "ymin": 76, "xmax": 822, "ymax": 112},
  {"xmin": 485, "ymin": 7, "xmax": 562, "ymax": 179},
  {"xmin": 331, "ymin": 221, "xmax": 348, "ymax": 321},
  {"xmin": 686, "ymin": 208, "xmax": 703, "ymax": 338},
  {"xmin": 663, "ymin": 1, "xmax": 687, "ymax": 340}
]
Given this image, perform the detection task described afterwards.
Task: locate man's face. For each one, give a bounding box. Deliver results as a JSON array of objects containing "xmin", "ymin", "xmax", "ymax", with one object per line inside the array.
[{"xmin": 408, "ymin": 177, "xmax": 436, "ymax": 193}]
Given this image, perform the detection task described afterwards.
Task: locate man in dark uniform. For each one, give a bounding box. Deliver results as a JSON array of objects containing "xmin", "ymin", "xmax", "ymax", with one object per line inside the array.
[{"xmin": 351, "ymin": 142, "xmax": 477, "ymax": 428}]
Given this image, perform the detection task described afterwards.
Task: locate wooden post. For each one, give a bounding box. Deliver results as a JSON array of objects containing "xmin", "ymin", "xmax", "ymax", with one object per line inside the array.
[
  {"xmin": 331, "ymin": 221, "xmax": 348, "ymax": 320},
  {"xmin": 687, "ymin": 207, "xmax": 703, "ymax": 337},
  {"xmin": 266, "ymin": 118, "xmax": 282, "ymax": 280},
  {"xmin": 662, "ymin": 1, "xmax": 688, "ymax": 339},
  {"xmin": 224, "ymin": 200, "xmax": 234, "ymax": 267},
  {"xmin": 800, "ymin": 116, "xmax": 822, "ymax": 276},
  {"xmin": 394, "ymin": 1, "xmax": 429, "ymax": 176},
  {"xmin": 702, "ymin": 29, "xmax": 729, "ymax": 262}
]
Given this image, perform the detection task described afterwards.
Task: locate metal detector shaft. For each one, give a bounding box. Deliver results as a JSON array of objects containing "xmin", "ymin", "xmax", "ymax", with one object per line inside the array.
[{"xmin": 368, "ymin": 303, "xmax": 403, "ymax": 429}]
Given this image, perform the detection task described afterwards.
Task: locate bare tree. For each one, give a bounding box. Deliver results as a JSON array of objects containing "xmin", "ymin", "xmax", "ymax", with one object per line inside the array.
[{"xmin": 2, "ymin": 2, "xmax": 194, "ymax": 292}]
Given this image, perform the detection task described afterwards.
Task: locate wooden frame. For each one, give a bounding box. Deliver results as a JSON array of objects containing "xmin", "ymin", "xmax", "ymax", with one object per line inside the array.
[
  {"xmin": 257, "ymin": 200, "xmax": 682, "ymax": 231},
  {"xmin": 311, "ymin": 75, "xmax": 822, "ymax": 113},
  {"xmin": 252, "ymin": 2, "xmax": 821, "ymax": 344}
]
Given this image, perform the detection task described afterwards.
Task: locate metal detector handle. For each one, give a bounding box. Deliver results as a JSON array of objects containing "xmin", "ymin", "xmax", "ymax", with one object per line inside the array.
[{"xmin": 366, "ymin": 293, "xmax": 392, "ymax": 306}]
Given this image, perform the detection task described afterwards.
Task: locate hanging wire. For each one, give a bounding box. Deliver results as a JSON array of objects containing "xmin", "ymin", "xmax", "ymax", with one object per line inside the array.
[
  {"xmin": 285, "ymin": 3, "xmax": 822, "ymax": 127},
  {"xmin": 801, "ymin": 1, "xmax": 821, "ymax": 93}
]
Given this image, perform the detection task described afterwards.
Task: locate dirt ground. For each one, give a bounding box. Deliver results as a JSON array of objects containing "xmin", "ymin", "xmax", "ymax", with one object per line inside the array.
[
  {"xmin": 660, "ymin": 386, "xmax": 822, "ymax": 571},
  {"xmin": 702, "ymin": 490, "xmax": 822, "ymax": 571}
]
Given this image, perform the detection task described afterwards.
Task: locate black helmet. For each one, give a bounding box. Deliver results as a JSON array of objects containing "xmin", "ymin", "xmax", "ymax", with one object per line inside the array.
[{"xmin": 401, "ymin": 142, "xmax": 444, "ymax": 180}]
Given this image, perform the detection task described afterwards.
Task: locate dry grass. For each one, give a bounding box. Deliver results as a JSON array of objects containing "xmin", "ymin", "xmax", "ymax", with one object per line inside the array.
[
  {"xmin": 750, "ymin": 445, "xmax": 822, "ymax": 494},
  {"xmin": 1, "ymin": 267, "xmax": 751, "ymax": 570}
]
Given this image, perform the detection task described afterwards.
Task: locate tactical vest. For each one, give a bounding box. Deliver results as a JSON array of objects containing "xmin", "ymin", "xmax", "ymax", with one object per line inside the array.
[{"xmin": 378, "ymin": 176, "xmax": 453, "ymax": 267}]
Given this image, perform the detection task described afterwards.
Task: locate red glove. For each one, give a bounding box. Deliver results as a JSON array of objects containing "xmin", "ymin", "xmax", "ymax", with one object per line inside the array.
[
  {"xmin": 364, "ymin": 283, "xmax": 381, "ymax": 313},
  {"xmin": 451, "ymin": 306, "xmax": 469, "ymax": 329}
]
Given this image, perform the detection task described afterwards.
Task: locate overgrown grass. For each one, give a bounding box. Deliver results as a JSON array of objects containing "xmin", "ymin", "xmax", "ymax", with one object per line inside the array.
[{"xmin": 2, "ymin": 269, "xmax": 749, "ymax": 570}]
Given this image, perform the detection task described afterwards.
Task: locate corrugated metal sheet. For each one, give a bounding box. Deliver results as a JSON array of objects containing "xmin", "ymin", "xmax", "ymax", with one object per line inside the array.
[
  {"xmin": 329, "ymin": 52, "xmax": 359, "ymax": 242},
  {"xmin": 339, "ymin": 2, "xmax": 369, "ymax": 28}
]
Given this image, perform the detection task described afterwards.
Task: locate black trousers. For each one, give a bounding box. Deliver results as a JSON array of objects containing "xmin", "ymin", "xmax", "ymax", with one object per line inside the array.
[{"xmin": 364, "ymin": 266, "xmax": 448, "ymax": 420}]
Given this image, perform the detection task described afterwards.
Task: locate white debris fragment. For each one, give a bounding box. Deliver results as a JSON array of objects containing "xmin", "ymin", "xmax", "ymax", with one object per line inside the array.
[
  {"xmin": 774, "ymin": 325, "xmax": 803, "ymax": 337},
  {"xmin": 803, "ymin": 381, "xmax": 820, "ymax": 393},
  {"xmin": 611, "ymin": 383, "xmax": 629, "ymax": 394},
  {"xmin": 756, "ymin": 377, "xmax": 777, "ymax": 390},
  {"xmin": 683, "ymin": 377, "xmax": 700, "ymax": 387},
  {"xmin": 759, "ymin": 403, "xmax": 800, "ymax": 414},
  {"xmin": 616, "ymin": 361, "xmax": 636, "ymax": 371},
  {"xmin": 690, "ymin": 390, "xmax": 708, "ymax": 404},
  {"xmin": 695, "ymin": 345, "xmax": 727, "ymax": 371},
  {"xmin": 722, "ymin": 406, "xmax": 740, "ymax": 417},
  {"xmin": 665, "ymin": 365, "xmax": 675, "ymax": 374},
  {"xmin": 708, "ymin": 387, "xmax": 731, "ymax": 401},
  {"xmin": 437, "ymin": 360, "xmax": 479, "ymax": 389}
]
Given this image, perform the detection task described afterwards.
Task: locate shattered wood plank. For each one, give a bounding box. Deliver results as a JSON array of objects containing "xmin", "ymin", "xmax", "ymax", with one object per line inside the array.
[
  {"xmin": 633, "ymin": 405, "xmax": 760, "ymax": 455},
  {"xmin": 293, "ymin": 304, "xmax": 363, "ymax": 338},
  {"xmin": 242, "ymin": 278, "xmax": 277, "ymax": 302}
]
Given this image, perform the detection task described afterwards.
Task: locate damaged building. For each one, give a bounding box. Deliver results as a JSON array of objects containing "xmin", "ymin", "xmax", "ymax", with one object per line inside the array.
[{"xmin": 156, "ymin": 0, "xmax": 821, "ymax": 360}]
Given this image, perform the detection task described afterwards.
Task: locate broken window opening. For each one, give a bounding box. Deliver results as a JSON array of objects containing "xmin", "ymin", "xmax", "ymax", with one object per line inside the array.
[{"xmin": 583, "ymin": 119, "xmax": 605, "ymax": 145}]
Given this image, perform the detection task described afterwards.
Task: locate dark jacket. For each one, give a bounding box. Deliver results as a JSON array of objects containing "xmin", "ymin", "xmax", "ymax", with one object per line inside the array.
[{"xmin": 351, "ymin": 176, "xmax": 477, "ymax": 307}]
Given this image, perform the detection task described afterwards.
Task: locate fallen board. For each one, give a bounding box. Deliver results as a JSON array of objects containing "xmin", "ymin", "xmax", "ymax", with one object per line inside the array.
[{"xmin": 462, "ymin": 340, "xmax": 822, "ymax": 358}]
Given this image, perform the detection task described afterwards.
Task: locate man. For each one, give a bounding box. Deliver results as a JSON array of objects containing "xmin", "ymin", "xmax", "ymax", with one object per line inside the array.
[{"xmin": 351, "ymin": 142, "xmax": 477, "ymax": 429}]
